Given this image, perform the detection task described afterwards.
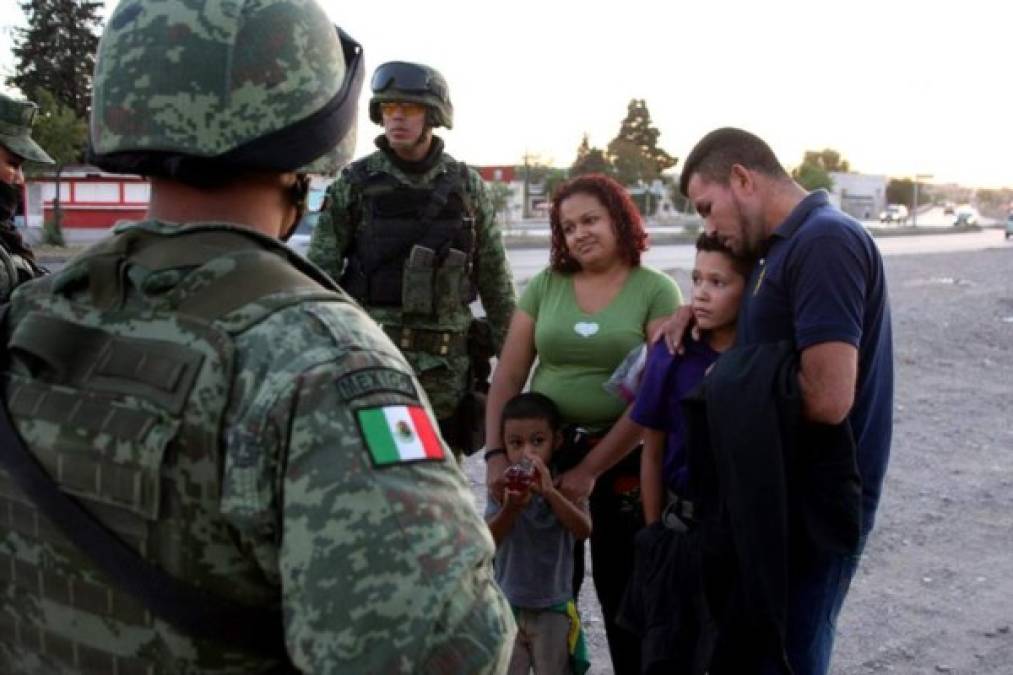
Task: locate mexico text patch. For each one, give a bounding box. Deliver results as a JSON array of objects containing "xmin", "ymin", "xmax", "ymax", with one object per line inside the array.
[{"xmin": 336, "ymin": 367, "xmax": 417, "ymax": 402}]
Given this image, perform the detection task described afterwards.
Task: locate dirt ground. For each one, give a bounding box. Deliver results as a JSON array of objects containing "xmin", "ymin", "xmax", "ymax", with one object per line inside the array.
[{"xmin": 463, "ymin": 242, "xmax": 1013, "ymax": 674}]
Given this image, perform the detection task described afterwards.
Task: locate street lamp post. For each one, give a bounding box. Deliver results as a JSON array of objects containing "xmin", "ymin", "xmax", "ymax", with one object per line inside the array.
[{"xmin": 912, "ymin": 173, "xmax": 933, "ymax": 227}]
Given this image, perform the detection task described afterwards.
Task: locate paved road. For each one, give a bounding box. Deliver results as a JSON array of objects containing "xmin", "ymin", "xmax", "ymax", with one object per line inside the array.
[
  {"xmin": 41, "ymin": 224, "xmax": 1011, "ymax": 279},
  {"xmin": 505, "ymin": 227, "xmax": 1011, "ymax": 285}
]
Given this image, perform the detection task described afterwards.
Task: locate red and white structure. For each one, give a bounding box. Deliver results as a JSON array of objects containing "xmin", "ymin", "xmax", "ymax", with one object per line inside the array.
[{"xmin": 22, "ymin": 165, "xmax": 149, "ymax": 231}]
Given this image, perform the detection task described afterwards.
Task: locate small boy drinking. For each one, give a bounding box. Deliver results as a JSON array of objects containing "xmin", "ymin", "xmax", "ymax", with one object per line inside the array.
[
  {"xmin": 486, "ymin": 392, "xmax": 592, "ymax": 675},
  {"xmin": 631, "ymin": 232, "xmax": 751, "ymax": 525}
]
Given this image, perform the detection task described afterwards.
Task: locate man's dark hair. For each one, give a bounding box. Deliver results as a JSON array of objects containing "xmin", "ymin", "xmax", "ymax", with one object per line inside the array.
[
  {"xmin": 695, "ymin": 232, "xmax": 754, "ymax": 278},
  {"xmin": 500, "ymin": 392, "xmax": 561, "ymax": 436},
  {"xmin": 679, "ymin": 127, "xmax": 790, "ymax": 197}
]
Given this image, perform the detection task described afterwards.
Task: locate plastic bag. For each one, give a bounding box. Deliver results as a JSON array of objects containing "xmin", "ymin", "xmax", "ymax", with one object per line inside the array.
[{"xmin": 603, "ymin": 343, "xmax": 648, "ymax": 403}]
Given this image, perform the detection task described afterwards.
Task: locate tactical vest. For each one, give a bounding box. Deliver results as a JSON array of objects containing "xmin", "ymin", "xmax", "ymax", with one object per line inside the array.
[
  {"xmin": 0, "ymin": 223, "xmax": 345, "ymax": 673},
  {"xmin": 340, "ymin": 160, "xmax": 478, "ymax": 319},
  {"xmin": 0, "ymin": 240, "xmax": 43, "ymax": 303}
]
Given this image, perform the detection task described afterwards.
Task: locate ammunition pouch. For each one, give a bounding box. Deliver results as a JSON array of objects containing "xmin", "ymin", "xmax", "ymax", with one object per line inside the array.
[
  {"xmin": 383, "ymin": 324, "xmax": 468, "ymax": 357},
  {"xmin": 402, "ymin": 245, "xmax": 436, "ymax": 316}
]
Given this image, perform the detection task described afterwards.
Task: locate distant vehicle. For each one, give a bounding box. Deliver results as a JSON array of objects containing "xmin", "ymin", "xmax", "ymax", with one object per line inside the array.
[
  {"xmin": 1005, "ymin": 213, "xmax": 1013, "ymax": 239},
  {"xmin": 953, "ymin": 207, "xmax": 978, "ymax": 227},
  {"xmin": 287, "ymin": 184, "xmax": 329, "ymax": 258},
  {"xmin": 879, "ymin": 204, "xmax": 909, "ymax": 224},
  {"xmin": 943, "ymin": 202, "xmax": 955, "ymax": 215}
]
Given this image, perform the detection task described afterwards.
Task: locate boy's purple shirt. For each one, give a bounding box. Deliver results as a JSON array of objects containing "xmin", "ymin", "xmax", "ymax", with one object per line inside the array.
[{"xmin": 630, "ymin": 335, "xmax": 720, "ymax": 493}]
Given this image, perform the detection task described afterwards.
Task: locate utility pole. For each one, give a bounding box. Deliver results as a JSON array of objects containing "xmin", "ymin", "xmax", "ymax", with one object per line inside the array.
[
  {"xmin": 521, "ymin": 150, "xmax": 535, "ymax": 219},
  {"xmin": 912, "ymin": 173, "xmax": 933, "ymax": 227}
]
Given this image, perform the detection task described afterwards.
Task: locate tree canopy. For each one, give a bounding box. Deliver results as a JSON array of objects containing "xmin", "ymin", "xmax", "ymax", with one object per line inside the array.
[
  {"xmin": 791, "ymin": 148, "xmax": 852, "ymax": 191},
  {"xmin": 886, "ymin": 178, "xmax": 933, "ymax": 207},
  {"xmin": 24, "ymin": 88, "xmax": 87, "ymax": 173},
  {"xmin": 10, "ymin": 0, "xmax": 103, "ymax": 119},
  {"xmin": 606, "ymin": 99, "xmax": 676, "ymax": 185},
  {"xmin": 569, "ymin": 133, "xmax": 613, "ymax": 177}
]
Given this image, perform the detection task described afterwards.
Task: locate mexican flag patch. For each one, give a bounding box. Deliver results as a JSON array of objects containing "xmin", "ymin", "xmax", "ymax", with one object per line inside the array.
[{"xmin": 357, "ymin": 405, "xmax": 446, "ymax": 466}]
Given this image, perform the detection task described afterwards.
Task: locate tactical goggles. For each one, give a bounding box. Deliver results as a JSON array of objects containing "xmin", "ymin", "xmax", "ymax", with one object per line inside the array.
[
  {"xmin": 378, "ymin": 101, "xmax": 426, "ymax": 117},
  {"xmin": 371, "ymin": 61, "xmax": 446, "ymax": 99}
]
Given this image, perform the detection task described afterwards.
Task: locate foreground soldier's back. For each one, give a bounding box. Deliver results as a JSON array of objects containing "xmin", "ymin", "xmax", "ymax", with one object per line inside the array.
[{"xmin": 0, "ymin": 0, "xmax": 514, "ymax": 672}]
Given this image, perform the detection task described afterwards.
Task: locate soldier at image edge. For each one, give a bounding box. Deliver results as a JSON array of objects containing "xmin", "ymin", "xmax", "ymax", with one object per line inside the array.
[
  {"xmin": 0, "ymin": 91, "xmax": 52, "ymax": 302},
  {"xmin": 0, "ymin": 0, "xmax": 516, "ymax": 673}
]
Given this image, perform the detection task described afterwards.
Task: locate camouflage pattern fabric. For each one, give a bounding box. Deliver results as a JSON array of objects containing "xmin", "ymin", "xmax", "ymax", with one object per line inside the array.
[
  {"xmin": 0, "ymin": 220, "xmax": 515, "ymax": 674},
  {"xmin": 0, "ymin": 183, "xmax": 44, "ymax": 302},
  {"xmin": 308, "ymin": 146, "xmax": 516, "ymax": 421},
  {"xmin": 0, "ymin": 93, "xmax": 54, "ymax": 164},
  {"xmin": 90, "ymin": 0, "xmax": 356, "ymax": 171}
]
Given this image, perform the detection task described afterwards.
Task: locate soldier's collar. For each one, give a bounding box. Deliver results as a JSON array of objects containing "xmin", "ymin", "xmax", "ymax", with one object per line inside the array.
[{"xmin": 374, "ymin": 134, "xmax": 445, "ymax": 175}]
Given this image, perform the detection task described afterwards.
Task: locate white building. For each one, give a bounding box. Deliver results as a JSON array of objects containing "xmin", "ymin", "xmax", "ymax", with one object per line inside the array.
[{"xmin": 829, "ymin": 172, "xmax": 888, "ymax": 221}]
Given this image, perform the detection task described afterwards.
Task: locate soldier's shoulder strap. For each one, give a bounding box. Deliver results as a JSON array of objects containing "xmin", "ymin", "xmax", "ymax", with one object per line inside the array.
[
  {"xmin": 338, "ymin": 157, "xmax": 383, "ymax": 255},
  {"xmin": 0, "ymin": 303, "xmax": 293, "ymax": 664},
  {"xmin": 343, "ymin": 156, "xmax": 373, "ymax": 187},
  {"xmin": 455, "ymin": 161, "xmax": 477, "ymax": 215}
]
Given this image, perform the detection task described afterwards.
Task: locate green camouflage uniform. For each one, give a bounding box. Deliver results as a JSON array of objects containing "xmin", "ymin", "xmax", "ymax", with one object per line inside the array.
[
  {"xmin": 0, "ymin": 221, "xmax": 514, "ymax": 674},
  {"xmin": 0, "ymin": 0, "xmax": 515, "ymax": 671},
  {"xmin": 308, "ymin": 145, "xmax": 516, "ymax": 424}
]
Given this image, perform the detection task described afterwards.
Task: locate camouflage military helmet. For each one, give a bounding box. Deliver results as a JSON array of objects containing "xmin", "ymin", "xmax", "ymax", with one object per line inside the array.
[
  {"xmin": 0, "ymin": 93, "xmax": 54, "ymax": 165},
  {"xmin": 369, "ymin": 62, "xmax": 453, "ymax": 129},
  {"xmin": 89, "ymin": 0, "xmax": 364, "ymax": 182}
]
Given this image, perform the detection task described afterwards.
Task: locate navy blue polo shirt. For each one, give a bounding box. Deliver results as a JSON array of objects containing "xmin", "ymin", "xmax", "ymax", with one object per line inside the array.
[{"xmin": 737, "ymin": 190, "xmax": 893, "ymax": 534}]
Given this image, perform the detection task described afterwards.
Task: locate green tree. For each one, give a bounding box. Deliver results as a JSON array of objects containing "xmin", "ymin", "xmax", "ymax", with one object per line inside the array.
[
  {"xmin": 516, "ymin": 157, "xmax": 567, "ymax": 216},
  {"xmin": 606, "ymin": 99, "xmax": 676, "ymax": 186},
  {"xmin": 26, "ymin": 89, "xmax": 88, "ymax": 246},
  {"xmin": 570, "ymin": 133, "xmax": 613, "ymax": 177},
  {"xmin": 10, "ymin": 0, "xmax": 103, "ymax": 119},
  {"xmin": 791, "ymin": 148, "xmax": 851, "ymax": 191},
  {"xmin": 972, "ymin": 188, "xmax": 1013, "ymax": 218},
  {"xmin": 24, "ymin": 89, "xmax": 87, "ymax": 174},
  {"xmin": 803, "ymin": 149, "xmax": 850, "ymax": 173},
  {"xmin": 886, "ymin": 178, "xmax": 932, "ymax": 208},
  {"xmin": 792, "ymin": 163, "xmax": 833, "ymax": 191}
]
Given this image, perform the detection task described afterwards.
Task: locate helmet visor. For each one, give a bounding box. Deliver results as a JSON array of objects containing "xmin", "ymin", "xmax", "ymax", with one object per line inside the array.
[{"xmin": 371, "ymin": 61, "xmax": 442, "ymax": 97}]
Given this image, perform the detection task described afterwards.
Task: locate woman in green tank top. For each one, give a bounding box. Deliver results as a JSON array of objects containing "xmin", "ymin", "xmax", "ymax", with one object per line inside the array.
[{"xmin": 484, "ymin": 174, "xmax": 681, "ymax": 675}]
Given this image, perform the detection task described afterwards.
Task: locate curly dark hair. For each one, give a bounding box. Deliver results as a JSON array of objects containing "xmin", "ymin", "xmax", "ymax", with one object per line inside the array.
[{"xmin": 548, "ymin": 173, "xmax": 648, "ymax": 273}]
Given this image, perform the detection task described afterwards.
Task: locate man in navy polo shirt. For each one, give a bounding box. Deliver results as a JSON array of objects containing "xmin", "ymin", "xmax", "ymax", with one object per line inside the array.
[{"xmin": 678, "ymin": 127, "xmax": 893, "ymax": 675}]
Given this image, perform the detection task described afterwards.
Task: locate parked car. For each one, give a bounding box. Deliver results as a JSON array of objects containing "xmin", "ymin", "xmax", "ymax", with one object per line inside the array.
[
  {"xmin": 1005, "ymin": 213, "xmax": 1013, "ymax": 240},
  {"xmin": 953, "ymin": 207, "xmax": 978, "ymax": 227},
  {"xmin": 287, "ymin": 184, "xmax": 329, "ymax": 258},
  {"xmin": 879, "ymin": 204, "xmax": 909, "ymax": 224}
]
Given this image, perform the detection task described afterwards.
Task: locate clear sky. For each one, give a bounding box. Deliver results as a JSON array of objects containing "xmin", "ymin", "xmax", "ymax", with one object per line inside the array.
[{"xmin": 2, "ymin": 0, "xmax": 1011, "ymax": 188}]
